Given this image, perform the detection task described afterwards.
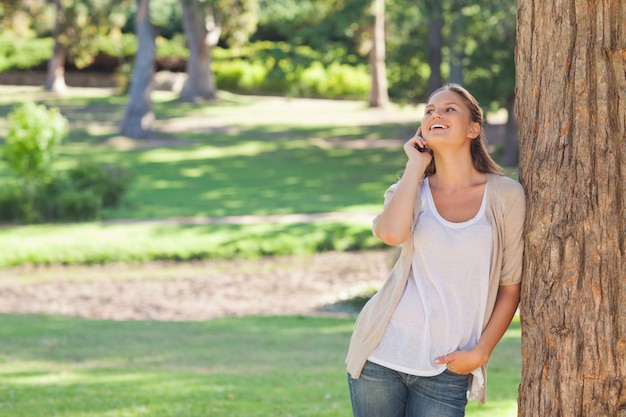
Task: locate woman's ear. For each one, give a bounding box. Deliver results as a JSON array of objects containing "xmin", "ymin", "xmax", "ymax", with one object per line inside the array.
[{"xmin": 468, "ymin": 123, "xmax": 481, "ymax": 139}]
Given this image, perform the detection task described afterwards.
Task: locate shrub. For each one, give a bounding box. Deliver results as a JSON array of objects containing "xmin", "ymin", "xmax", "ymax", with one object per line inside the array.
[
  {"xmin": 0, "ymin": 161, "xmax": 130, "ymax": 224},
  {"xmin": 0, "ymin": 185, "xmax": 28, "ymax": 223},
  {"xmin": 3, "ymin": 101, "xmax": 68, "ymax": 222},
  {"xmin": 211, "ymin": 42, "xmax": 370, "ymax": 99},
  {"xmin": 69, "ymin": 160, "xmax": 132, "ymax": 208},
  {"xmin": 57, "ymin": 190, "xmax": 101, "ymax": 221},
  {"xmin": 0, "ymin": 34, "xmax": 53, "ymax": 71},
  {"xmin": 4, "ymin": 102, "xmax": 68, "ymax": 185}
]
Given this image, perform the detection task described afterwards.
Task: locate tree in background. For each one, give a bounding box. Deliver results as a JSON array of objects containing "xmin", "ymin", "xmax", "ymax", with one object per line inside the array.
[
  {"xmin": 422, "ymin": 0, "xmax": 443, "ymax": 95},
  {"xmin": 367, "ymin": 0, "xmax": 388, "ymax": 108},
  {"xmin": 44, "ymin": 0, "xmax": 130, "ymax": 93},
  {"xmin": 119, "ymin": 0, "xmax": 155, "ymax": 139},
  {"xmin": 0, "ymin": 0, "xmax": 50, "ymax": 37},
  {"xmin": 516, "ymin": 1, "xmax": 625, "ymax": 415},
  {"xmin": 178, "ymin": 0, "xmax": 258, "ymax": 102}
]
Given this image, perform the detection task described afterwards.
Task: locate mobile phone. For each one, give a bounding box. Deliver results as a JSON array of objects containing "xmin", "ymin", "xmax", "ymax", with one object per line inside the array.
[{"xmin": 415, "ymin": 134, "xmax": 429, "ymax": 153}]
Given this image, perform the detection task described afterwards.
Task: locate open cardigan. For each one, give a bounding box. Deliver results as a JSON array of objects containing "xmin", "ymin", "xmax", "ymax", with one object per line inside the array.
[{"xmin": 345, "ymin": 173, "xmax": 526, "ymax": 404}]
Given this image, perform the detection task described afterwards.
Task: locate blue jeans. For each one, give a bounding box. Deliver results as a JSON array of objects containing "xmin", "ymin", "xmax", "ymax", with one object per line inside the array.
[{"xmin": 348, "ymin": 361, "xmax": 470, "ymax": 417}]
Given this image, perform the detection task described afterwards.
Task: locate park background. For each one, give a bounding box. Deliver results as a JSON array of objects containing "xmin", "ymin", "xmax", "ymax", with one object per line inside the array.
[{"xmin": 0, "ymin": 1, "xmax": 522, "ymax": 416}]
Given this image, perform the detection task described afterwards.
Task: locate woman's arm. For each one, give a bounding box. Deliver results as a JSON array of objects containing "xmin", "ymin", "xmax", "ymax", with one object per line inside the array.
[
  {"xmin": 374, "ymin": 135, "xmax": 432, "ymax": 245},
  {"xmin": 435, "ymin": 283, "xmax": 520, "ymax": 374}
]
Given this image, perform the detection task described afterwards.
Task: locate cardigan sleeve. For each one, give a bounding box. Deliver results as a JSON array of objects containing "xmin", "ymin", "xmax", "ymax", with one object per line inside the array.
[{"xmin": 497, "ymin": 178, "xmax": 526, "ymax": 286}]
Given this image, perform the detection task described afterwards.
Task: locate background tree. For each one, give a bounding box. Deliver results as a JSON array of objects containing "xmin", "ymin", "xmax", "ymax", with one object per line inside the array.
[
  {"xmin": 44, "ymin": 0, "xmax": 130, "ymax": 93},
  {"xmin": 119, "ymin": 0, "xmax": 156, "ymax": 139},
  {"xmin": 0, "ymin": 0, "xmax": 50, "ymax": 37},
  {"xmin": 516, "ymin": 1, "xmax": 625, "ymax": 415},
  {"xmin": 367, "ymin": 0, "xmax": 388, "ymax": 108},
  {"xmin": 178, "ymin": 0, "xmax": 258, "ymax": 102}
]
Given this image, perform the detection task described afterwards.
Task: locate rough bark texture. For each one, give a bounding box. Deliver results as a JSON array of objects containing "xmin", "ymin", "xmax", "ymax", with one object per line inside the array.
[
  {"xmin": 516, "ymin": 1, "xmax": 626, "ymax": 416},
  {"xmin": 119, "ymin": 0, "xmax": 155, "ymax": 139},
  {"xmin": 368, "ymin": 0, "xmax": 388, "ymax": 108}
]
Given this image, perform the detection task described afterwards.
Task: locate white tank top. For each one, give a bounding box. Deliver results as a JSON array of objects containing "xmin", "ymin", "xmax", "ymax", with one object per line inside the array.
[{"xmin": 369, "ymin": 178, "xmax": 492, "ymax": 384}]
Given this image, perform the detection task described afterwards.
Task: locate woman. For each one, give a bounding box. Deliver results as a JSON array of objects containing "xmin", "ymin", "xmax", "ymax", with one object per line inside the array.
[{"xmin": 346, "ymin": 84, "xmax": 525, "ymax": 417}]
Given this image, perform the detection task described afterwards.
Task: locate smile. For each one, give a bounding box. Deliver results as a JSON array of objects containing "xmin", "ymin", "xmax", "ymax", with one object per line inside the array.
[{"xmin": 430, "ymin": 123, "xmax": 448, "ymax": 130}]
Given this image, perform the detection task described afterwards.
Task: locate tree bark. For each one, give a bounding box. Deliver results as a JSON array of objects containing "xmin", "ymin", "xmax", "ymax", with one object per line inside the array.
[
  {"xmin": 516, "ymin": 1, "xmax": 626, "ymax": 416},
  {"xmin": 368, "ymin": 0, "xmax": 388, "ymax": 108},
  {"xmin": 179, "ymin": 0, "xmax": 219, "ymax": 102},
  {"xmin": 119, "ymin": 0, "xmax": 155, "ymax": 139},
  {"xmin": 44, "ymin": 0, "xmax": 67, "ymax": 93},
  {"xmin": 426, "ymin": 6, "xmax": 443, "ymax": 96}
]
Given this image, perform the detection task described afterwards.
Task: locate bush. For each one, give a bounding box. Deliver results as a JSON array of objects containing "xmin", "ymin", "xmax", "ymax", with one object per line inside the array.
[
  {"xmin": 212, "ymin": 41, "xmax": 370, "ymax": 99},
  {"xmin": 0, "ymin": 162, "xmax": 131, "ymax": 224},
  {"xmin": 69, "ymin": 160, "xmax": 132, "ymax": 208},
  {"xmin": 0, "ymin": 34, "xmax": 53, "ymax": 71},
  {"xmin": 3, "ymin": 101, "xmax": 68, "ymax": 222},
  {"xmin": 0, "ymin": 185, "xmax": 28, "ymax": 223},
  {"xmin": 4, "ymin": 102, "xmax": 68, "ymax": 185},
  {"xmin": 57, "ymin": 190, "xmax": 101, "ymax": 221}
]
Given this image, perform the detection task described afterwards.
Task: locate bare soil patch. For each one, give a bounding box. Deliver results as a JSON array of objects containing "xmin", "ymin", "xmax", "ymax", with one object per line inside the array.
[{"xmin": 0, "ymin": 250, "xmax": 397, "ymax": 321}]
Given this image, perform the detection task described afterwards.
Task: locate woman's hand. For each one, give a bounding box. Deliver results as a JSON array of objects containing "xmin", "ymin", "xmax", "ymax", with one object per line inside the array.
[
  {"xmin": 434, "ymin": 348, "xmax": 489, "ymax": 375},
  {"xmin": 403, "ymin": 127, "xmax": 433, "ymax": 165}
]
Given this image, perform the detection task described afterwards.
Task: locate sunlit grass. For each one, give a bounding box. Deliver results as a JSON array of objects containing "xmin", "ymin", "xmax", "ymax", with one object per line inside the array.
[
  {"xmin": 0, "ymin": 314, "xmax": 520, "ymax": 417},
  {"xmin": 0, "ymin": 219, "xmax": 385, "ymax": 267}
]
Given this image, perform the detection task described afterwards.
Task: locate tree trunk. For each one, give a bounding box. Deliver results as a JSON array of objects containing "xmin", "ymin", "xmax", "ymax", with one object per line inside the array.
[
  {"xmin": 426, "ymin": 6, "xmax": 443, "ymax": 96},
  {"xmin": 516, "ymin": 1, "xmax": 626, "ymax": 416},
  {"xmin": 179, "ymin": 0, "xmax": 219, "ymax": 102},
  {"xmin": 119, "ymin": 0, "xmax": 155, "ymax": 139},
  {"xmin": 45, "ymin": 42, "xmax": 67, "ymax": 93},
  {"xmin": 44, "ymin": 0, "xmax": 66, "ymax": 93},
  {"xmin": 500, "ymin": 94, "xmax": 519, "ymax": 167},
  {"xmin": 368, "ymin": 0, "xmax": 388, "ymax": 108},
  {"xmin": 448, "ymin": 12, "xmax": 463, "ymax": 85}
]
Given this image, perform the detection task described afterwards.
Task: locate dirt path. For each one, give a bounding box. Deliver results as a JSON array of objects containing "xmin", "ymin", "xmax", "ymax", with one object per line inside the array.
[{"xmin": 0, "ymin": 250, "xmax": 397, "ymax": 321}]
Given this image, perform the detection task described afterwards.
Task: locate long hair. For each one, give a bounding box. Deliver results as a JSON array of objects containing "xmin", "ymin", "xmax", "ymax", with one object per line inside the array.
[{"xmin": 424, "ymin": 83, "xmax": 504, "ymax": 177}]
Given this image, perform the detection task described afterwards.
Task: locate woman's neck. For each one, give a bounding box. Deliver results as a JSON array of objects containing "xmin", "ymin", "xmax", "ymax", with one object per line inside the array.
[{"xmin": 430, "ymin": 153, "xmax": 486, "ymax": 190}]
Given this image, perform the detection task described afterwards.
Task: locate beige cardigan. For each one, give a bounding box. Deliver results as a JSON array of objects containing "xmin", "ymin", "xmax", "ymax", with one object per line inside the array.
[{"xmin": 345, "ymin": 173, "xmax": 525, "ymax": 404}]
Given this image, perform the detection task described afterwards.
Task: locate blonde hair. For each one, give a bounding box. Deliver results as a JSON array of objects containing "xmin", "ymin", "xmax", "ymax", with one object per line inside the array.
[{"xmin": 423, "ymin": 83, "xmax": 504, "ymax": 177}]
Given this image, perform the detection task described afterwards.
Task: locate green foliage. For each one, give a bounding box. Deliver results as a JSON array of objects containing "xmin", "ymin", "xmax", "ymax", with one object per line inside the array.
[
  {"xmin": 213, "ymin": 41, "xmax": 369, "ymax": 99},
  {"xmin": 56, "ymin": 189, "xmax": 101, "ymax": 221},
  {"xmin": 0, "ymin": 185, "xmax": 28, "ymax": 223},
  {"xmin": 0, "ymin": 102, "xmax": 130, "ymax": 223},
  {"xmin": 56, "ymin": 0, "xmax": 134, "ymax": 69},
  {"xmin": 0, "ymin": 33, "xmax": 53, "ymax": 71},
  {"xmin": 0, "ymin": 162, "xmax": 130, "ymax": 224},
  {"xmin": 3, "ymin": 102, "xmax": 68, "ymax": 187},
  {"xmin": 69, "ymin": 160, "xmax": 133, "ymax": 208}
]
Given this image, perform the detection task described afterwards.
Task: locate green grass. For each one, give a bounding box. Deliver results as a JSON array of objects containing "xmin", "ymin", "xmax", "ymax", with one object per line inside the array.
[
  {"xmin": 0, "ymin": 314, "xmax": 521, "ymax": 417},
  {"xmin": 0, "ymin": 87, "xmax": 416, "ymax": 266},
  {"xmin": 0, "ymin": 87, "xmax": 413, "ymax": 219},
  {"xmin": 0, "ymin": 220, "xmax": 384, "ymax": 267},
  {"xmin": 0, "ymin": 87, "xmax": 516, "ymax": 267}
]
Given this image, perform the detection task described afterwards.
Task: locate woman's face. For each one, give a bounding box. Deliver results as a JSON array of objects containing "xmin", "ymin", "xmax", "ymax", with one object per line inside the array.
[{"xmin": 421, "ymin": 89, "xmax": 479, "ymax": 150}]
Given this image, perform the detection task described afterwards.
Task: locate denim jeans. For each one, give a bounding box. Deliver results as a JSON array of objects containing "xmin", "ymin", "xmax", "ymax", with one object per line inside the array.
[{"xmin": 348, "ymin": 361, "xmax": 470, "ymax": 417}]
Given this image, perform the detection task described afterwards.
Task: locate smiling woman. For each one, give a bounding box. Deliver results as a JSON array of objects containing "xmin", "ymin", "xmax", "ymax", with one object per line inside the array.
[{"xmin": 346, "ymin": 84, "xmax": 525, "ymax": 416}]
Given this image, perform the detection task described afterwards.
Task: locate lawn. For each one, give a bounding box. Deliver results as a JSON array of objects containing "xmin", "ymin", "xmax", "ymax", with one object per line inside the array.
[
  {"xmin": 0, "ymin": 86, "xmax": 515, "ymax": 267},
  {"xmin": 0, "ymin": 87, "xmax": 522, "ymax": 417},
  {"xmin": 0, "ymin": 87, "xmax": 421, "ymax": 266},
  {"xmin": 0, "ymin": 314, "xmax": 521, "ymax": 417}
]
